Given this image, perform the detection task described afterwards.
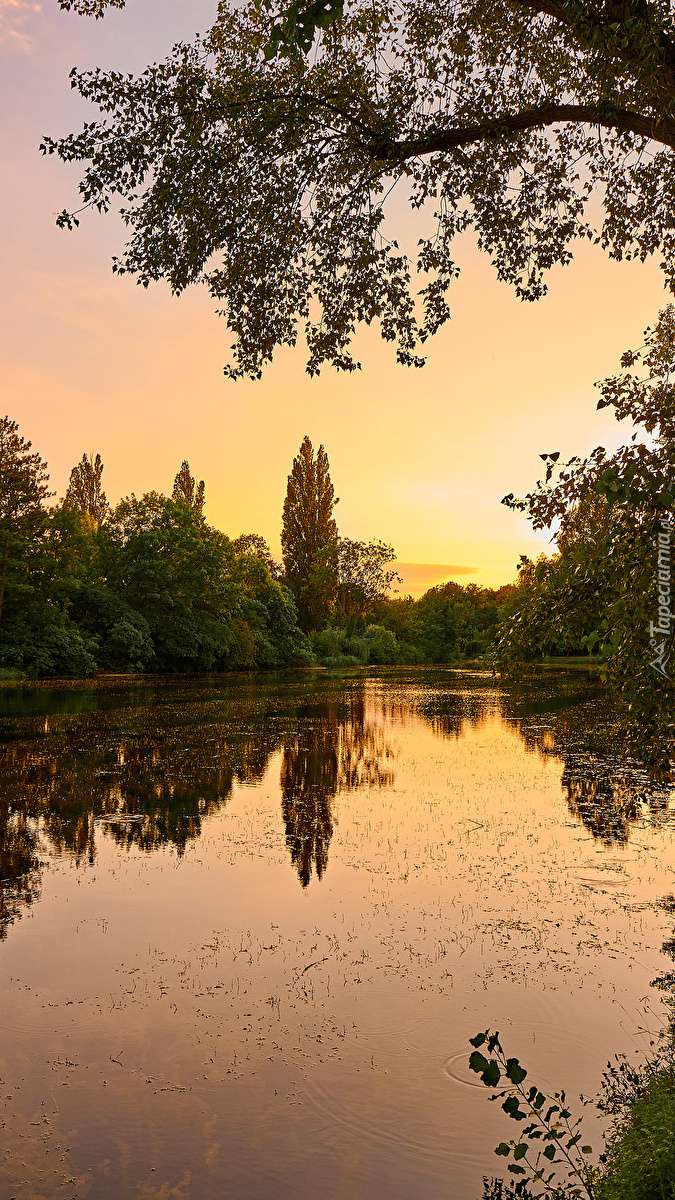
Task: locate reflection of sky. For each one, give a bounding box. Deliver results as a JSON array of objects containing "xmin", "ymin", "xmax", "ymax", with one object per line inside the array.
[
  {"xmin": 2, "ymin": 672, "xmax": 674, "ymax": 1200},
  {"xmin": 0, "ymin": 1, "xmax": 667, "ymax": 586}
]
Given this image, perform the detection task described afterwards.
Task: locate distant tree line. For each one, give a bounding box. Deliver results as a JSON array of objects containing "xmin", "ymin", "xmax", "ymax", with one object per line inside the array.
[{"xmin": 0, "ymin": 421, "xmax": 516, "ymax": 677}]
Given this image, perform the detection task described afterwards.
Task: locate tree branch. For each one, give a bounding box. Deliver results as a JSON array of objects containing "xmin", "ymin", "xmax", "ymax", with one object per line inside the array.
[
  {"xmin": 373, "ymin": 102, "xmax": 675, "ymax": 158},
  {"xmin": 507, "ymin": 0, "xmax": 675, "ymax": 86}
]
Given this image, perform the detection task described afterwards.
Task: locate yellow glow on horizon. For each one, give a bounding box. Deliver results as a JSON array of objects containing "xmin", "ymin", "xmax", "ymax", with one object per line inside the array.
[{"xmin": 0, "ymin": 1, "xmax": 669, "ymax": 590}]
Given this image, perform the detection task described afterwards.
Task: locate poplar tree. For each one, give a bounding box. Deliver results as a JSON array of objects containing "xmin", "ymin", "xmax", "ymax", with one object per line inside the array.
[
  {"xmin": 281, "ymin": 437, "xmax": 338, "ymax": 631},
  {"xmin": 172, "ymin": 461, "xmax": 205, "ymax": 516},
  {"xmin": 64, "ymin": 452, "xmax": 109, "ymax": 528}
]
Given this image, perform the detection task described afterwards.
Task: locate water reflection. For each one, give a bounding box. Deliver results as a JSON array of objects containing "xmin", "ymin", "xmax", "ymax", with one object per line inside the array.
[
  {"xmin": 0, "ymin": 678, "xmax": 399, "ymax": 934},
  {"xmin": 281, "ymin": 696, "xmax": 395, "ymax": 886},
  {"xmin": 496, "ymin": 679, "xmax": 674, "ymax": 845},
  {"xmin": 1, "ymin": 671, "xmax": 674, "ymax": 941},
  {"xmin": 651, "ymin": 895, "xmax": 675, "ymax": 996},
  {"xmin": 415, "ymin": 674, "xmax": 673, "ymax": 846},
  {"xmin": 0, "ymin": 803, "xmax": 40, "ymax": 934}
]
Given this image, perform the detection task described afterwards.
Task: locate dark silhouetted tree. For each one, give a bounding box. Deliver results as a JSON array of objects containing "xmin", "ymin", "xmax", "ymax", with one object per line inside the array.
[
  {"xmin": 46, "ymin": 0, "xmax": 675, "ymax": 377},
  {"xmin": 172, "ymin": 461, "xmax": 205, "ymax": 516},
  {"xmin": 64, "ymin": 452, "xmax": 109, "ymax": 528},
  {"xmin": 336, "ymin": 538, "xmax": 400, "ymax": 627},
  {"xmin": 281, "ymin": 436, "xmax": 338, "ymax": 631}
]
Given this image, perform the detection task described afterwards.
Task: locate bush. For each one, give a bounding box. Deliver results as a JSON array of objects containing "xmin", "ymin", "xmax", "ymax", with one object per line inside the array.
[
  {"xmin": 597, "ymin": 1069, "xmax": 675, "ymax": 1200},
  {"xmin": 0, "ymin": 608, "xmax": 97, "ymax": 677}
]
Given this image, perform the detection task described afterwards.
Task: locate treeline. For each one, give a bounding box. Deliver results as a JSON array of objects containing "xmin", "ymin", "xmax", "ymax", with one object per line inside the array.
[{"xmin": 0, "ymin": 422, "xmax": 516, "ymax": 677}]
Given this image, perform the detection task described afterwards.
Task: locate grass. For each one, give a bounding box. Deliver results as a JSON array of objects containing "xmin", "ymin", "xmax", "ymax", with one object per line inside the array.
[{"xmin": 596, "ymin": 1066, "xmax": 675, "ymax": 1200}]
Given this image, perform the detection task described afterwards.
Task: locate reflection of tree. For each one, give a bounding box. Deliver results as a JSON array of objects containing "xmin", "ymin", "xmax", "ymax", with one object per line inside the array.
[
  {"xmin": 0, "ymin": 801, "xmax": 40, "ymax": 940},
  {"xmin": 0, "ymin": 689, "xmax": 288, "ymax": 938},
  {"xmin": 515, "ymin": 694, "xmax": 673, "ymax": 846},
  {"xmin": 0, "ymin": 676, "xmax": 401, "ymax": 935},
  {"xmin": 652, "ymin": 895, "xmax": 675, "ymax": 997},
  {"xmin": 416, "ymin": 672, "xmax": 675, "ymax": 847},
  {"xmin": 413, "ymin": 689, "xmax": 490, "ymax": 740},
  {"xmin": 280, "ymin": 695, "xmax": 395, "ymax": 887},
  {"xmin": 561, "ymin": 770, "xmax": 672, "ymax": 845},
  {"xmin": 513, "ymin": 684, "xmax": 674, "ymax": 845},
  {"xmin": 281, "ymin": 733, "xmax": 334, "ymax": 887},
  {"xmin": 561, "ymin": 774, "xmax": 641, "ymax": 845}
]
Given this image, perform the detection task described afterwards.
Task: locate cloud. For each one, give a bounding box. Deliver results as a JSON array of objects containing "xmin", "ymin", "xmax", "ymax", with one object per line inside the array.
[{"xmin": 0, "ymin": 0, "xmax": 41, "ymax": 47}]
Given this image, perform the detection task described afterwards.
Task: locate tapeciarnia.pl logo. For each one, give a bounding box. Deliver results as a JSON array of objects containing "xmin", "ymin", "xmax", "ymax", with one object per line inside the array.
[{"xmin": 650, "ymin": 516, "xmax": 674, "ymax": 680}]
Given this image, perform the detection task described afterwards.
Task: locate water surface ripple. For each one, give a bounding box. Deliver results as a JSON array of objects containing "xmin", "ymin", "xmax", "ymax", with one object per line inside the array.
[{"xmin": 0, "ymin": 669, "xmax": 674, "ymax": 1199}]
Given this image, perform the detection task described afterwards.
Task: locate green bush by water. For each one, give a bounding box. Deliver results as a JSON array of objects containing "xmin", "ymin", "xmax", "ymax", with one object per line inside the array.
[
  {"xmin": 477, "ymin": 1030, "xmax": 675, "ymax": 1200},
  {"xmin": 596, "ymin": 1068, "xmax": 675, "ymax": 1200}
]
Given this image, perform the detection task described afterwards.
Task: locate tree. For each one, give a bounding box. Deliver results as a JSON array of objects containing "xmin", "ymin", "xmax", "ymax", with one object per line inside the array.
[
  {"xmin": 281, "ymin": 436, "xmax": 338, "ymax": 630},
  {"xmin": 233, "ymin": 533, "xmax": 279, "ymax": 576},
  {"xmin": 43, "ymin": 0, "xmax": 675, "ymax": 377},
  {"xmin": 498, "ymin": 306, "xmax": 675, "ymax": 773},
  {"xmin": 172, "ymin": 461, "xmax": 205, "ymax": 516},
  {"xmin": 64, "ymin": 452, "xmax": 109, "ymax": 528},
  {"xmin": 336, "ymin": 538, "xmax": 400, "ymax": 626},
  {"xmin": 0, "ymin": 418, "xmax": 51, "ymax": 623}
]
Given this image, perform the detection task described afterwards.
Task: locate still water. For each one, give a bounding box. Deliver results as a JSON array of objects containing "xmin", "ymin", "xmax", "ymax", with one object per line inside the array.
[{"xmin": 1, "ymin": 668, "xmax": 675, "ymax": 1199}]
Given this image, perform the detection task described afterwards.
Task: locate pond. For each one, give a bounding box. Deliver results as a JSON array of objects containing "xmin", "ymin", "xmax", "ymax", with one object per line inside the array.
[{"xmin": 1, "ymin": 668, "xmax": 674, "ymax": 1200}]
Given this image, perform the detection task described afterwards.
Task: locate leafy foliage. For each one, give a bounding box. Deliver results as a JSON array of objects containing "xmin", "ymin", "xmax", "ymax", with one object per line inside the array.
[
  {"xmin": 0, "ymin": 416, "xmax": 52, "ymax": 626},
  {"xmin": 336, "ymin": 538, "xmax": 400, "ymax": 626},
  {"xmin": 497, "ymin": 307, "xmax": 675, "ymax": 776},
  {"xmin": 281, "ymin": 436, "xmax": 339, "ymax": 631},
  {"xmin": 478, "ymin": 1033, "xmax": 675, "ymax": 1200},
  {"xmin": 45, "ymin": 0, "xmax": 675, "ymax": 375},
  {"xmin": 469, "ymin": 1030, "xmax": 596, "ymax": 1199},
  {"xmin": 0, "ymin": 414, "xmax": 517, "ymax": 676},
  {"xmin": 64, "ymin": 451, "xmax": 109, "ymax": 528},
  {"xmin": 172, "ymin": 460, "xmax": 205, "ymax": 516}
]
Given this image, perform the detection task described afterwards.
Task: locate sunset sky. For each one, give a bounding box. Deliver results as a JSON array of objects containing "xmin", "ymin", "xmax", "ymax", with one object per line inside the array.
[{"xmin": 1, "ymin": 0, "xmax": 670, "ymax": 592}]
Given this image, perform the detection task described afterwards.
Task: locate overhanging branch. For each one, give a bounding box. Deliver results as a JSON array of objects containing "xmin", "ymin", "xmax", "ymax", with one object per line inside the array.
[{"xmin": 372, "ymin": 102, "xmax": 675, "ymax": 158}]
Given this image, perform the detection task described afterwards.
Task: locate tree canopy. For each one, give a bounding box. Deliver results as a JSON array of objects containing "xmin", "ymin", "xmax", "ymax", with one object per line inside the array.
[
  {"xmin": 64, "ymin": 451, "xmax": 109, "ymax": 528},
  {"xmin": 497, "ymin": 306, "xmax": 675, "ymax": 770},
  {"xmin": 0, "ymin": 418, "xmax": 51, "ymax": 624},
  {"xmin": 336, "ymin": 537, "xmax": 400, "ymax": 625},
  {"xmin": 44, "ymin": 0, "xmax": 675, "ymax": 377},
  {"xmin": 172, "ymin": 460, "xmax": 206, "ymax": 516}
]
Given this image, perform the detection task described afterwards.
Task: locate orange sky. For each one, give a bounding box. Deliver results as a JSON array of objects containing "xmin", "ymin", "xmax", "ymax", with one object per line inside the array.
[{"xmin": 0, "ymin": 0, "xmax": 669, "ymax": 593}]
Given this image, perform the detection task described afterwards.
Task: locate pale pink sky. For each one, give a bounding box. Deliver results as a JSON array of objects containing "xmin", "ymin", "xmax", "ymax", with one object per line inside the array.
[{"xmin": 0, "ymin": 0, "xmax": 668, "ymax": 591}]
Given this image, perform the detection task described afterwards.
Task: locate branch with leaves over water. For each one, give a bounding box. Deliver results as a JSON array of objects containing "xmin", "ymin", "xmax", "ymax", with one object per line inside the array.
[{"xmin": 469, "ymin": 1030, "xmax": 597, "ymax": 1199}]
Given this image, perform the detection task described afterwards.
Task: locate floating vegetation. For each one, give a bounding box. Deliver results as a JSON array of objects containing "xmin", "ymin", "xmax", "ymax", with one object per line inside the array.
[{"xmin": 0, "ymin": 670, "xmax": 674, "ymax": 1198}]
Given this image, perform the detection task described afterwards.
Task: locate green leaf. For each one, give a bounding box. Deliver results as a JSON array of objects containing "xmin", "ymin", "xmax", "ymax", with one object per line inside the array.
[
  {"xmin": 543, "ymin": 1146, "xmax": 556, "ymax": 1161},
  {"xmin": 469, "ymin": 1032, "xmax": 487, "ymax": 1048},
  {"xmin": 468, "ymin": 1051, "xmax": 490, "ymax": 1074},
  {"xmin": 503, "ymin": 1095, "xmax": 527, "ymax": 1121},
  {"xmin": 506, "ymin": 1058, "xmax": 528, "ymax": 1085},
  {"xmin": 495, "ymin": 1143, "xmax": 511, "ymax": 1156},
  {"xmin": 508, "ymin": 1165, "xmax": 526, "ymax": 1175},
  {"xmin": 482, "ymin": 1060, "xmax": 501, "ymax": 1087},
  {"xmin": 513, "ymin": 1143, "xmax": 528, "ymax": 1160},
  {"xmin": 581, "ymin": 1146, "xmax": 592, "ymax": 1155}
]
